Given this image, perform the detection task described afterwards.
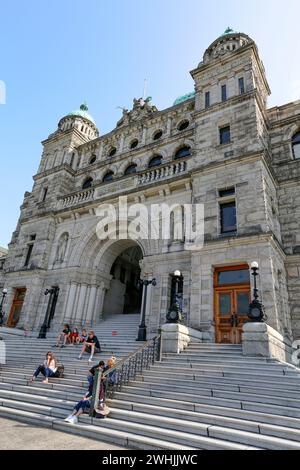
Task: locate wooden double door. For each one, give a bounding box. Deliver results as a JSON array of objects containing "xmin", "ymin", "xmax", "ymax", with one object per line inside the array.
[
  {"xmin": 214, "ymin": 265, "xmax": 251, "ymax": 344},
  {"xmin": 7, "ymin": 288, "xmax": 26, "ymax": 327}
]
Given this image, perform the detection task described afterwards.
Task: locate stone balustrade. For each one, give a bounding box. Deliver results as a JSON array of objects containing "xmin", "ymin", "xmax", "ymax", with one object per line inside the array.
[
  {"xmin": 138, "ymin": 160, "xmax": 188, "ymax": 185},
  {"xmin": 58, "ymin": 159, "xmax": 189, "ymax": 209},
  {"xmin": 60, "ymin": 187, "xmax": 95, "ymax": 208}
]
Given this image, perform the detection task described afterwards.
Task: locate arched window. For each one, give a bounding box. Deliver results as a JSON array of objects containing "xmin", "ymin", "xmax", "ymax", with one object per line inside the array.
[
  {"xmin": 177, "ymin": 120, "xmax": 189, "ymax": 131},
  {"xmin": 130, "ymin": 139, "xmax": 139, "ymax": 149},
  {"xmin": 174, "ymin": 146, "xmax": 191, "ymax": 160},
  {"xmin": 82, "ymin": 177, "xmax": 93, "ymax": 189},
  {"xmin": 292, "ymin": 132, "xmax": 300, "ymax": 159},
  {"xmin": 108, "ymin": 147, "xmax": 117, "ymax": 157},
  {"xmin": 148, "ymin": 155, "xmax": 162, "ymax": 168},
  {"xmin": 124, "ymin": 164, "xmax": 137, "ymax": 175},
  {"xmin": 103, "ymin": 171, "xmax": 114, "ymax": 182},
  {"xmin": 89, "ymin": 155, "xmax": 96, "ymax": 164},
  {"xmin": 153, "ymin": 130, "xmax": 163, "ymax": 141}
]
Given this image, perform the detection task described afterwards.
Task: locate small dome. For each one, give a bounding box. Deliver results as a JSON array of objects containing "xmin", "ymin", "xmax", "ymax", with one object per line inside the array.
[
  {"xmin": 68, "ymin": 103, "xmax": 96, "ymax": 125},
  {"xmin": 203, "ymin": 29, "xmax": 253, "ymax": 65},
  {"xmin": 173, "ymin": 91, "xmax": 195, "ymax": 106}
]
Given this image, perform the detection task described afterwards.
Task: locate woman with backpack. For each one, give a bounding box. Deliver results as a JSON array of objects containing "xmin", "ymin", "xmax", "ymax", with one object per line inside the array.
[{"xmin": 30, "ymin": 351, "xmax": 58, "ymax": 384}]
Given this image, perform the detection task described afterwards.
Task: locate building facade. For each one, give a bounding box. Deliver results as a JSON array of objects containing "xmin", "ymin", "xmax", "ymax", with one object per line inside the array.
[{"xmin": 1, "ymin": 29, "xmax": 300, "ymax": 343}]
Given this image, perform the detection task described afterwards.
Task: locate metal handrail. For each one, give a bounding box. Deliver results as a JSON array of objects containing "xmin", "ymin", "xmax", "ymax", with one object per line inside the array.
[{"xmin": 89, "ymin": 335, "xmax": 162, "ymax": 417}]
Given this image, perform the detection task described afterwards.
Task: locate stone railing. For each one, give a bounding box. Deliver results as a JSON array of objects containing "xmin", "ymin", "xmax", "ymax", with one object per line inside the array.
[
  {"xmin": 138, "ymin": 160, "xmax": 188, "ymax": 185},
  {"xmin": 60, "ymin": 187, "xmax": 95, "ymax": 208}
]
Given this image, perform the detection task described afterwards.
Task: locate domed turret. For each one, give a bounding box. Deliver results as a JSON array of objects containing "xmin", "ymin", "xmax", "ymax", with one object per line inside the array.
[
  {"xmin": 57, "ymin": 103, "xmax": 99, "ymax": 140},
  {"xmin": 67, "ymin": 103, "xmax": 96, "ymax": 125},
  {"xmin": 202, "ymin": 28, "xmax": 253, "ymax": 65}
]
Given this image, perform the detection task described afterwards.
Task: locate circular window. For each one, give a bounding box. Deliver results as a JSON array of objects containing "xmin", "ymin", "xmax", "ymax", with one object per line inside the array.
[
  {"xmin": 89, "ymin": 155, "xmax": 96, "ymax": 164},
  {"xmin": 177, "ymin": 120, "xmax": 189, "ymax": 132},
  {"xmin": 148, "ymin": 155, "xmax": 162, "ymax": 168},
  {"xmin": 130, "ymin": 139, "xmax": 139, "ymax": 149},
  {"xmin": 103, "ymin": 171, "xmax": 114, "ymax": 182},
  {"xmin": 153, "ymin": 130, "xmax": 163, "ymax": 141},
  {"xmin": 108, "ymin": 147, "xmax": 117, "ymax": 157}
]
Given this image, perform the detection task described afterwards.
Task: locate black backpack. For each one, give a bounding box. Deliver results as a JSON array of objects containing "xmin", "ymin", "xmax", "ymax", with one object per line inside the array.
[{"xmin": 55, "ymin": 365, "xmax": 64, "ymax": 378}]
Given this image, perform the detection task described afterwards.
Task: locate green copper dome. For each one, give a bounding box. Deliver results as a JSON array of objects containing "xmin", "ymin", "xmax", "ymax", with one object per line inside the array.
[
  {"xmin": 67, "ymin": 103, "xmax": 96, "ymax": 125},
  {"xmin": 222, "ymin": 27, "xmax": 239, "ymax": 36},
  {"xmin": 173, "ymin": 91, "xmax": 195, "ymax": 106}
]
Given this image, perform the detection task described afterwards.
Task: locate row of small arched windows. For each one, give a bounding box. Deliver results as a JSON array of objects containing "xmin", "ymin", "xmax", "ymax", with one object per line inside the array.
[{"xmin": 82, "ymin": 146, "xmax": 191, "ymax": 189}]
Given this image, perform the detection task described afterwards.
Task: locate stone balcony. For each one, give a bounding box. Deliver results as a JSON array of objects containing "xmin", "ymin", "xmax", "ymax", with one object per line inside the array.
[
  {"xmin": 58, "ymin": 158, "xmax": 189, "ymax": 210},
  {"xmin": 137, "ymin": 159, "xmax": 188, "ymax": 185}
]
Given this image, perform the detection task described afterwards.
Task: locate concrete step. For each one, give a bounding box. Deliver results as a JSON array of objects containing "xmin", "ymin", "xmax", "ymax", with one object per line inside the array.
[
  {"xmin": 138, "ymin": 375, "xmax": 300, "ymax": 398},
  {"xmin": 105, "ymin": 408, "xmax": 300, "ymax": 449},
  {"xmin": 122, "ymin": 382, "xmax": 300, "ymax": 409},
  {"xmin": 114, "ymin": 387, "xmax": 300, "ymax": 419},
  {"xmin": 0, "ymin": 406, "xmax": 194, "ymax": 450},
  {"xmin": 110, "ymin": 399, "xmax": 300, "ymax": 433}
]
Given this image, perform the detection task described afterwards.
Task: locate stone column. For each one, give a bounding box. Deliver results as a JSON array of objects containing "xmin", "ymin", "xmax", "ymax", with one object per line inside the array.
[
  {"xmin": 84, "ymin": 285, "xmax": 98, "ymax": 327},
  {"xmin": 93, "ymin": 282, "xmax": 106, "ymax": 324},
  {"xmin": 64, "ymin": 283, "xmax": 78, "ymax": 324},
  {"xmin": 74, "ymin": 284, "xmax": 88, "ymax": 326}
]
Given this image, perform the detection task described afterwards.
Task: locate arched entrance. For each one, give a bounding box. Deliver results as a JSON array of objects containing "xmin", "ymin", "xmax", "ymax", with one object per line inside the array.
[{"xmin": 102, "ymin": 245, "xmax": 143, "ymax": 316}]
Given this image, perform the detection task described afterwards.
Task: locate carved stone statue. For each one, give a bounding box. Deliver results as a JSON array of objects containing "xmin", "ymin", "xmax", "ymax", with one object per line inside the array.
[{"xmin": 55, "ymin": 233, "xmax": 68, "ymax": 263}]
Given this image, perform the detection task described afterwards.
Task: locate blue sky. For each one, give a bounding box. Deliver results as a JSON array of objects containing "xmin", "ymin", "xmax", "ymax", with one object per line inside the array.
[{"xmin": 0, "ymin": 0, "xmax": 299, "ymax": 248}]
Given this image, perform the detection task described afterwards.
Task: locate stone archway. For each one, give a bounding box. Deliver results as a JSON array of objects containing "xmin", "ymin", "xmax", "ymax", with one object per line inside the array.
[{"xmin": 102, "ymin": 245, "xmax": 143, "ymax": 316}]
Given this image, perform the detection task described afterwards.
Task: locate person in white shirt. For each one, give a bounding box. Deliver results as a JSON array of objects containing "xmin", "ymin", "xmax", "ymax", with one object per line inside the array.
[{"xmin": 31, "ymin": 351, "xmax": 58, "ymax": 384}]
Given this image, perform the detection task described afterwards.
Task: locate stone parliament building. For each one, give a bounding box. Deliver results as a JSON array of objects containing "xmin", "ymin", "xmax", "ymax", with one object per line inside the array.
[{"xmin": 1, "ymin": 28, "xmax": 300, "ymax": 345}]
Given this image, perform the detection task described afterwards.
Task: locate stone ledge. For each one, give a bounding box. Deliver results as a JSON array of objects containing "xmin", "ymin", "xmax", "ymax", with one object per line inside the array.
[
  {"xmin": 242, "ymin": 322, "xmax": 292, "ymax": 363},
  {"xmin": 161, "ymin": 323, "xmax": 203, "ymax": 354}
]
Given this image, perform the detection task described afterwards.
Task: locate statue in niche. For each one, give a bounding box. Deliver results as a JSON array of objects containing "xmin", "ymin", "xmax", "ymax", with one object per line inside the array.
[{"xmin": 55, "ymin": 233, "xmax": 69, "ymax": 263}]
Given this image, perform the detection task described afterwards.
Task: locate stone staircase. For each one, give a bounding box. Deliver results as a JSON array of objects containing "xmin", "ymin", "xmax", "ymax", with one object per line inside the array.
[{"xmin": 1, "ymin": 327, "xmax": 300, "ymax": 450}]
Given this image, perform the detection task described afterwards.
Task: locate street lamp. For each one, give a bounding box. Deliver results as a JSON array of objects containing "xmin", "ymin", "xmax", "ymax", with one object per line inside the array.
[
  {"xmin": 38, "ymin": 287, "xmax": 59, "ymax": 338},
  {"xmin": 136, "ymin": 277, "xmax": 156, "ymax": 341},
  {"xmin": 0, "ymin": 289, "xmax": 8, "ymax": 326},
  {"xmin": 248, "ymin": 261, "xmax": 266, "ymax": 322},
  {"xmin": 166, "ymin": 270, "xmax": 183, "ymax": 324}
]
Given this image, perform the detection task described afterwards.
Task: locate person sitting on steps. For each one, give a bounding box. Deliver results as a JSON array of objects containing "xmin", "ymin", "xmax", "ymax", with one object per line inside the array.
[
  {"xmin": 55, "ymin": 324, "xmax": 71, "ymax": 348},
  {"xmin": 78, "ymin": 329, "xmax": 101, "ymax": 362},
  {"xmin": 87, "ymin": 360, "xmax": 105, "ymax": 393},
  {"xmin": 30, "ymin": 351, "xmax": 58, "ymax": 384}
]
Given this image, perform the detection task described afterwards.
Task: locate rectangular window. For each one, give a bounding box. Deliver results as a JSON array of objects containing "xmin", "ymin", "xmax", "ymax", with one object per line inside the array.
[
  {"xmin": 24, "ymin": 235, "xmax": 36, "ymax": 267},
  {"xmin": 221, "ymin": 84, "xmax": 227, "ymax": 102},
  {"xmin": 219, "ymin": 126, "xmax": 231, "ymax": 145},
  {"xmin": 42, "ymin": 187, "xmax": 48, "ymax": 202},
  {"xmin": 220, "ymin": 201, "xmax": 237, "ymax": 234},
  {"xmin": 219, "ymin": 187, "xmax": 235, "ymax": 198},
  {"xmin": 217, "ymin": 269, "xmax": 250, "ymax": 285},
  {"xmin": 238, "ymin": 77, "xmax": 245, "ymax": 94},
  {"xmin": 205, "ymin": 91, "xmax": 210, "ymax": 108}
]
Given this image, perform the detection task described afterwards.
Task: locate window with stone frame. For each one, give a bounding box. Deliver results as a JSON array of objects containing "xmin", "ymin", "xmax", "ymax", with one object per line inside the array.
[
  {"xmin": 205, "ymin": 91, "xmax": 210, "ymax": 108},
  {"xmin": 292, "ymin": 132, "xmax": 300, "ymax": 159},
  {"xmin": 219, "ymin": 125, "xmax": 231, "ymax": 145},
  {"xmin": 238, "ymin": 77, "xmax": 245, "ymax": 95},
  {"xmin": 148, "ymin": 155, "xmax": 162, "ymax": 168},
  {"xmin": 221, "ymin": 84, "xmax": 227, "ymax": 102},
  {"xmin": 218, "ymin": 187, "xmax": 237, "ymax": 235},
  {"xmin": 82, "ymin": 177, "xmax": 93, "ymax": 189},
  {"xmin": 24, "ymin": 234, "xmax": 36, "ymax": 267},
  {"xmin": 103, "ymin": 171, "xmax": 114, "ymax": 182}
]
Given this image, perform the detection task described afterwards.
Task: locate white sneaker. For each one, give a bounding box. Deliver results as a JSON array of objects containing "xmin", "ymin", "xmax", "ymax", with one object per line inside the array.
[
  {"xmin": 88, "ymin": 356, "xmax": 93, "ymax": 363},
  {"xmin": 72, "ymin": 416, "xmax": 78, "ymax": 424},
  {"xmin": 64, "ymin": 415, "xmax": 74, "ymax": 423}
]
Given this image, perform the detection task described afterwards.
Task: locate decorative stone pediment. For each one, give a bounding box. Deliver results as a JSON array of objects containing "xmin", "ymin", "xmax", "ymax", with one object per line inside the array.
[{"xmin": 116, "ymin": 97, "xmax": 158, "ymax": 128}]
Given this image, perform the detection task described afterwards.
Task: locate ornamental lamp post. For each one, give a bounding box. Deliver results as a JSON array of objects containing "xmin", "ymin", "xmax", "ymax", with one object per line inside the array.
[
  {"xmin": 0, "ymin": 289, "xmax": 8, "ymax": 326},
  {"xmin": 136, "ymin": 277, "xmax": 156, "ymax": 342},
  {"xmin": 248, "ymin": 261, "xmax": 266, "ymax": 322},
  {"xmin": 38, "ymin": 287, "xmax": 59, "ymax": 339},
  {"xmin": 166, "ymin": 270, "xmax": 183, "ymax": 324}
]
